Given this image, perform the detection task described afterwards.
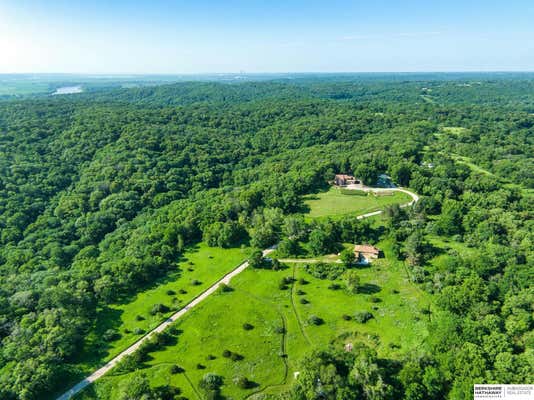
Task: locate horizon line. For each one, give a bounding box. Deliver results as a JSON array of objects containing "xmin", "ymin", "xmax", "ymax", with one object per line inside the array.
[{"xmin": 2, "ymin": 70, "xmax": 534, "ymax": 76}]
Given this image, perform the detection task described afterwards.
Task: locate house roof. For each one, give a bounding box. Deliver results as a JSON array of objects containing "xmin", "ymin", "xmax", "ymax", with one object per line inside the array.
[
  {"xmin": 335, "ymin": 174, "xmax": 355, "ymax": 179},
  {"xmin": 354, "ymin": 245, "xmax": 380, "ymax": 254}
]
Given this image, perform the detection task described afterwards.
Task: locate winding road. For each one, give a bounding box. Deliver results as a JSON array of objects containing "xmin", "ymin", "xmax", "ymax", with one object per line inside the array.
[{"xmin": 56, "ymin": 187, "xmax": 418, "ymax": 400}]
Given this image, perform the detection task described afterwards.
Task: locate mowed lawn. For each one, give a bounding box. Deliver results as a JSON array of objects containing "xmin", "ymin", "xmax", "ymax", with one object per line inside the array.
[
  {"xmin": 70, "ymin": 243, "xmax": 249, "ymax": 376},
  {"xmin": 303, "ymin": 187, "xmax": 411, "ymax": 218},
  {"xmin": 78, "ymin": 239, "xmax": 431, "ymax": 399}
]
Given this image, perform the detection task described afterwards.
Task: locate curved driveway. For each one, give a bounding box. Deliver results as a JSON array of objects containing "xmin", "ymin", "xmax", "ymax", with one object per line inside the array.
[{"xmin": 57, "ymin": 188, "xmax": 418, "ymax": 400}]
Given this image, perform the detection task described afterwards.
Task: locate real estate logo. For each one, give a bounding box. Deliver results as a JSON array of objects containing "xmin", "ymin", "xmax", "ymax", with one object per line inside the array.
[{"xmin": 474, "ymin": 385, "xmax": 533, "ymax": 400}]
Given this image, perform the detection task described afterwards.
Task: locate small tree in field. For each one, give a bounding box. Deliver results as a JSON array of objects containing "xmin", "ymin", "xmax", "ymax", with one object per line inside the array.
[
  {"xmin": 248, "ymin": 249, "xmax": 264, "ymax": 269},
  {"xmin": 340, "ymin": 248, "xmax": 356, "ymax": 266},
  {"xmin": 343, "ymin": 270, "xmax": 360, "ymax": 294}
]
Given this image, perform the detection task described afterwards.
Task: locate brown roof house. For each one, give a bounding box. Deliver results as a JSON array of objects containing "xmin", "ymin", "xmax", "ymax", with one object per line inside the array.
[
  {"xmin": 354, "ymin": 245, "xmax": 380, "ymax": 264},
  {"xmin": 334, "ymin": 174, "xmax": 363, "ymax": 187}
]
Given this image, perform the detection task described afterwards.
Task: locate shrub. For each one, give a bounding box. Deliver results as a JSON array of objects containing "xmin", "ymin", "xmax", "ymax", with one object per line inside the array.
[
  {"xmin": 308, "ymin": 315, "xmax": 324, "ymax": 325},
  {"xmin": 354, "ymin": 311, "xmax": 374, "ymax": 323},
  {"xmin": 206, "ymin": 354, "xmax": 216, "ymax": 360},
  {"xmin": 296, "ymin": 289, "xmax": 306, "ymax": 295},
  {"xmin": 179, "ymin": 289, "xmax": 187, "ymax": 294},
  {"xmin": 135, "ymin": 315, "xmax": 145, "ymax": 321},
  {"xmin": 171, "ymin": 364, "xmax": 184, "ymax": 374},
  {"xmin": 196, "ymin": 363, "xmax": 206, "ymax": 369},
  {"xmin": 168, "ymin": 326, "xmax": 180, "ymax": 335},
  {"xmin": 199, "ymin": 373, "xmax": 223, "ymax": 391},
  {"xmin": 190, "ymin": 279, "xmax": 202, "ymax": 286},
  {"xmin": 166, "ymin": 289, "xmax": 176, "ymax": 295},
  {"xmin": 369, "ymin": 296, "xmax": 381, "ymax": 303},
  {"xmin": 278, "ymin": 282, "xmax": 288, "ymax": 290},
  {"xmin": 150, "ymin": 303, "xmax": 170, "ymax": 315},
  {"xmin": 230, "ymin": 352, "xmax": 243, "ymax": 361},
  {"xmin": 298, "ymin": 278, "xmax": 309, "ymax": 285},
  {"xmin": 305, "ymin": 263, "xmax": 345, "ymax": 280},
  {"xmin": 234, "ymin": 375, "xmax": 252, "ymax": 389},
  {"xmin": 328, "ymin": 283, "xmax": 341, "ymax": 290},
  {"xmin": 342, "ymin": 314, "xmax": 352, "ymax": 321},
  {"xmin": 218, "ymin": 283, "xmax": 233, "ymax": 293},
  {"xmin": 222, "ymin": 349, "xmax": 232, "ymax": 358},
  {"xmin": 274, "ymin": 326, "xmax": 285, "ymax": 334},
  {"xmin": 300, "ymin": 298, "xmax": 309, "ymax": 304},
  {"xmin": 282, "ymin": 276, "xmax": 295, "ymax": 284},
  {"xmin": 103, "ymin": 329, "xmax": 120, "ymax": 342},
  {"xmin": 242, "ymin": 323, "xmax": 254, "ymax": 331},
  {"xmin": 134, "ymin": 328, "xmax": 145, "ymax": 335}
]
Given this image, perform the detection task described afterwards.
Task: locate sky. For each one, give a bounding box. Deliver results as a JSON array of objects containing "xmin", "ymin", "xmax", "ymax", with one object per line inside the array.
[{"xmin": 1, "ymin": 0, "xmax": 534, "ymax": 74}]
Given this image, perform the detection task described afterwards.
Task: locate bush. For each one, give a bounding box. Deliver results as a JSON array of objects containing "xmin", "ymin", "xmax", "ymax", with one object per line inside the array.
[
  {"xmin": 282, "ymin": 276, "xmax": 295, "ymax": 284},
  {"xmin": 218, "ymin": 283, "xmax": 233, "ymax": 293},
  {"xmin": 242, "ymin": 323, "xmax": 254, "ymax": 331},
  {"xmin": 354, "ymin": 311, "xmax": 374, "ymax": 323},
  {"xmin": 222, "ymin": 349, "xmax": 232, "ymax": 358},
  {"xmin": 342, "ymin": 314, "xmax": 352, "ymax": 320},
  {"xmin": 190, "ymin": 279, "xmax": 202, "ymax": 286},
  {"xmin": 274, "ymin": 326, "xmax": 285, "ymax": 334},
  {"xmin": 103, "ymin": 329, "xmax": 120, "ymax": 342},
  {"xmin": 170, "ymin": 364, "xmax": 184, "ymax": 374},
  {"xmin": 199, "ymin": 373, "xmax": 223, "ymax": 391},
  {"xmin": 369, "ymin": 296, "xmax": 381, "ymax": 303},
  {"xmin": 328, "ymin": 283, "xmax": 341, "ymax": 290},
  {"xmin": 300, "ymin": 298, "xmax": 309, "ymax": 304},
  {"xmin": 150, "ymin": 303, "xmax": 170, "ymax": 315},
  {"xmin": 206, "ymin": 354, "xmax": 216, "ymax": 360},
  {"xmin": 234, "ymin": 375, "xmax": 253, "ymax": 389},
  {"xmin": 298, "ymin": 278, "xmax": 309, "ymax": 285},
  {"xmin": 278, "ymin": 282, "xmax": 288, "ymax": 290},
  {"xmin": 166, "ymin": 289, "xmax": 176, "ymax": 295},
  {"xmin": 230, "ymin": 352, "xmax": 243, "ymax": 361},
  {"xmin": 305, "ymin": 263, "xmax": 345, "ymax": 280},
  {"xmin": 168, "ymin": 326, "xmax": 181, "ymax": 335},
  {"xmin": 196, "ymin": 363, "xmax": 206, "ymax": 369},
  {"xmin": 179, "ymin": 289, "xmax": 187, "ymax": 294},
  {"xmin": 134, "ymin": 328, "xmax": 145, "ymax": 335},
  {"xmin": 135, "ymin": 315, "xmax": 145, "ymax": 321},
  {"xmin": 308, "ymin": 315, "xmax": 324, "ymax": 325},
  {"xmin": 296, "ymin": 289, "xmax": 306, "ymax": 295}
]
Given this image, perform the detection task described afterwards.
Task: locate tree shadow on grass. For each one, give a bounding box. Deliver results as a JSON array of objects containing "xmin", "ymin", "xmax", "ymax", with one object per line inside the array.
[
  {"xmin": 358, "ymin": 283, "xmax": 381, "ymax": 294},
  {"xmin": 72, "ymin": 306, "xmax": 124, "ymax": 366}
]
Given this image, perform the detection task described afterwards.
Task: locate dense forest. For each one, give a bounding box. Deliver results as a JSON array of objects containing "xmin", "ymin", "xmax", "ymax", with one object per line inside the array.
[{"xmin": 0, "ymin": 77, "xmax": 532, "ymax": 399}]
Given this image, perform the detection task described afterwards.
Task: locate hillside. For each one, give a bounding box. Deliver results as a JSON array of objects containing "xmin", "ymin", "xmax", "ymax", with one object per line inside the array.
[{"xmin": 0, "ymin": 78, "xmax": 532, "ymax": 400}]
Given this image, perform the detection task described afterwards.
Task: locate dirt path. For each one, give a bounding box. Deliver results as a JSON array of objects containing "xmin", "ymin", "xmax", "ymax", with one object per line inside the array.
[{"xmin": 57, "ymin": 187, "xmax": 419, "ymax": 400}]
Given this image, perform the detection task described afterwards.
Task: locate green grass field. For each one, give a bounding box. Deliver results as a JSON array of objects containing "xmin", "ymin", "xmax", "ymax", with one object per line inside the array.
[
  {"xmin": 77, "ymin": 239, "xmax": 431, "ymax": 399},
  {"xmin": 303, "ymin": 187, "xmax": 411, "ymax": 218},
  {"xmin": 57, "ymin": 243, "xmax": 249, "ymax": 396}
]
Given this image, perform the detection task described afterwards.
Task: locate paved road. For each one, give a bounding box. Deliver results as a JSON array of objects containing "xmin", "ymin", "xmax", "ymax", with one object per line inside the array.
[{"xmin": 57, "ymin": 187, "xmax": 418, "ymax": 400}]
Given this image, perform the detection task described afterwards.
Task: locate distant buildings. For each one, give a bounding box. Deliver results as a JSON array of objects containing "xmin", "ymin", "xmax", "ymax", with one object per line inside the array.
[
  {"xmin": 334, "ymin": 174, "xmax": 364, "ymax": 188},
  {"xmin": 354, "ymin": 245, "xmax": 380, "ymax": 264}
]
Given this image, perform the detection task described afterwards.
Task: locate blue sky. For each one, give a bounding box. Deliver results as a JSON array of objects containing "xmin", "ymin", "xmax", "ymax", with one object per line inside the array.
[{"xmin": 1, "ymin": 0, "xmax": 533, "ymax": 73}]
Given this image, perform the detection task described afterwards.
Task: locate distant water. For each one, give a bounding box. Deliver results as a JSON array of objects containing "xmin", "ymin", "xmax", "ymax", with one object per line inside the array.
[{"xmin": 52, "ymin": 86, "xmax": 83, "ymax": 95}]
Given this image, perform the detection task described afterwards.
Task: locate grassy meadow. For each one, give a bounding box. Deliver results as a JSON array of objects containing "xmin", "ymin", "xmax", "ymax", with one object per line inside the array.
[
  {"xmin": 61, "ymin": 244, "xmax": 249, "ymax": 386},
  {"xmin": 303, "ymin": 187, "xmax": 411, "ymax": 219},
  {"xmin": 77, "ymin": 238, "xmax": 432, "ymax": 399}
]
